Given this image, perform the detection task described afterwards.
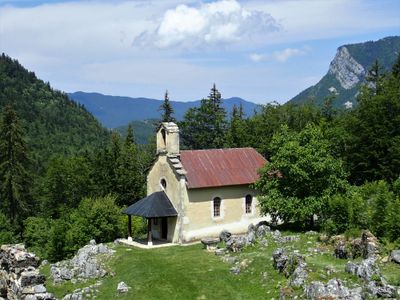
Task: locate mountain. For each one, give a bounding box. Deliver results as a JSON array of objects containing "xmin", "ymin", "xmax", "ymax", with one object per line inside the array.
[
  {"xmin": 0, "ymin": 54, "xmax": 109, "ymax": 168},
  {"xmin": 114, "ymin": 119, "xmax": 157, "ymax": 144},
  {"xmin": 68, "ymin": 91, "xmax": 260, "ymax": 128},
  {"xmin": 289, "ymin": 36, "xmax": 400, "ymax": 107}
]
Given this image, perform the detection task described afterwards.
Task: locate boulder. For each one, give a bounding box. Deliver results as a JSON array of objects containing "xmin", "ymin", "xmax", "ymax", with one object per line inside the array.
[
  {"xmin": 305, "ymin": 279, "xmax": 363, "ymax": 300},
  {"xmin": 290, "ymin": 261, "xmax": 308, "ymax": 287},
  {"xmin": 0, "ymin": 244, "xmax": 55, "ymax": 300},
  {"xmin": 272, "ymin": 248, "xmax": 288, "ymax": 273},
  {"xmin": 19, "ymin": 271, "xmax": 45, "ymax": 287},
  {"xmin": 219, "ymin": 230, "xmax": 232, "ymax": 243},
  {"xmin": 117, "ymin": 281, "xmax": 130, "ymax": 293},
  {"xmin": 256, "ymin": 225, "xmax": 270, "ymax": 238},
  {"xmin": 50, "ymin": 242, "xmax": 114, "ymax": 282},
  {"xmin": 390, "ymin": 250, "xmax": 400, "ymax": 264},
  {"xmin": 226, "ymin": 236, "xmax": 247, "ymax": 252},
  {"xmin": 246, "ymin": 231, "xmax": 256, "ymax": 245},
  {"xmin": 361, "ymin": 230, "xmax": 379, "ymax": 258},
  {"xmin": 366, "ymin": 281, "xmax": 397, "ymax": 298},
  {"xmin": 334, "ymin": 241, "xmax": 348, "ymax": 259},
  {"xmin": 201, "ymin": 238, "xmax": 219, "ymax": 251}
]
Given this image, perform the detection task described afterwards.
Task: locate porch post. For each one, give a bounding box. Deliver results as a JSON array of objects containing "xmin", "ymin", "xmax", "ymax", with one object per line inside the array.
[
  {"xmin": 127, "ymin": 215, "xmax": 132, "ymax": 242},
  {"xmin": 147, "ymin": 218, "xmax": 153, "ymax": 246}
]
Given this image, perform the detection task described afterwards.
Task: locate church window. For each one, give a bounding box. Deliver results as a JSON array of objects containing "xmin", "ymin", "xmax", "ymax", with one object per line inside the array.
[
  {"xmin": 245, "ymin": 194, "xmax": 252, "ymax": 214},
  {"xmin": 213, "ymin": 197, "xmax": 221, "ymax": 217}
]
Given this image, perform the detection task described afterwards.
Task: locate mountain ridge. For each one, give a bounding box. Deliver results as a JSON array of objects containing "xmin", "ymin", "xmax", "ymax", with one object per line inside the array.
[
  {"xmin": 289, "ymin": 36, "xmax": 400, "ymax": 107},
  {"xmin": 68, "ymin": 91, "xmax": 260, "ymax": 128}
]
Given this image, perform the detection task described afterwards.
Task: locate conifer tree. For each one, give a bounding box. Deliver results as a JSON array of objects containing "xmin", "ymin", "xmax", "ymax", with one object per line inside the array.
[
  {"xmin": 159, "ymin": 90, "xmax": 176, "ymax": 123},
  {"xmin": 125, "ymin": 124, "xmax": 135, "ymax": 147},
  {"xmin": 0, "ymin": 105, "xmax": 31, "ymax": 225},
  {"xmin": 180, "ymin": 84, "xmax": 227, "ymax": 149}
]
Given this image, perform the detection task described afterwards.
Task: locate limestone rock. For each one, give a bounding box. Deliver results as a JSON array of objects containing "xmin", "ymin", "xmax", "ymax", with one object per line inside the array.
[
  {"xmin": 256, "ymin": 225, "xmax": 270, "ymax": 238},
  {"xmin": 50, "ymin": 241, "xmax": 114, "ymax": 283},
  {"xmin": 219, "ymin": 230, "xmax": 232, "ymax": 243},
  {"xmin": 328, "ymin": 46, "xmax": 365, "ymax": 89},
  {"xmin": 272, "ymin": 248, "xmax": 288, "ymax": 273},
  {"xmin": 366, "ymin": 281, "xmax": 397, "ymax": 298},
  {"xmin": 305, "ymin": 279, "xmax": 362, "ymax": 300},
  {"xmin": 0, "ymin": 244, "xmax": 55, "ymax": 300},
  {"xmin": 226, "ymin": 236, "xmax": 247, "ymax": 252},
  {"xmin": 334, "ymin": 241, "xmax": 348, "ymax": 259},
  {"xmin": 117, "ymin": 281, "xmax": 130, "ymax": 293},
  {"xmin": 390, "ymin": 250, "xmax": 400, "ymax": 264}
]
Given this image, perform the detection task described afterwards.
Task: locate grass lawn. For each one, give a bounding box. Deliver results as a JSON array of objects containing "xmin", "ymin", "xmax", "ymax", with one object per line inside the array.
[{"xmin": 43, "ymin": 232, "xmax": 400, "ymax": 299}]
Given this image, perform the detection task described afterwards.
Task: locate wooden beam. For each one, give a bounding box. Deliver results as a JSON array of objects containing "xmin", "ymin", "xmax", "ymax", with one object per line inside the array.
[
  {"xmin": 128, "ymin": 215, "xmax": 132, "ymax": 241},
  {"xmin": 147, "ymin": 218, "xmax": 153, "ymax": 246}
]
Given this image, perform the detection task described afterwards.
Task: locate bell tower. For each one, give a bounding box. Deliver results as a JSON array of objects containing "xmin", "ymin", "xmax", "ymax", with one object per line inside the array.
[{"xmin": 156, "ymin": 122, "xmax": 179, "ymax": 155}]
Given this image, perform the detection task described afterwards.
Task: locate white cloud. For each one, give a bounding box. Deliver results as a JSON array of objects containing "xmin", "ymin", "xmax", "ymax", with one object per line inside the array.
[
  {"xmin": 249, "ymin": 47, "xmax": 308, "ymax": 63},
  {"xmin": 273, "ymin": 48, "xmax": 306, "ymax": 62},
  {"xmin": 137, "ymin": 0, "xmax": 280, "ymax": 49}
]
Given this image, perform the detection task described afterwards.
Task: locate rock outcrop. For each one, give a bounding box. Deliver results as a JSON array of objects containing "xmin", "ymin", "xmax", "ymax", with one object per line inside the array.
[
  {"xmin": 328, "ymin": 46, "xmax": 365, "ymax": 90},
  {"xmin": 50, "ymin": 240, "xmax": 115, "ymax": 283},
  {"xmin": 305, "ymin": 278, "xmax": 362, "ymax": 300},
  {"xmin": 0, "ymin": 244, "xmax": 55, "ymax": 300}
]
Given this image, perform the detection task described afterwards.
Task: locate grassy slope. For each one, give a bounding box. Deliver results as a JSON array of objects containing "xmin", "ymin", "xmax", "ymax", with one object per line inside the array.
[{"xmin": 43, "ymin": 232, "xmax": 400, "ymax": 299}]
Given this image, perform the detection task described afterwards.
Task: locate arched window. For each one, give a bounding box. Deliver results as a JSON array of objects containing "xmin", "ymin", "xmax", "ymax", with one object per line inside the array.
[
  {"xmin": 245, "ymin": 194, "xmax": 252, "ymax": 214},
  {"xmin": 160, "ymin": 178, "xmax": 167, "ymax": 190},
  {"xmin": 213, "ymin": 197, "xmax": 221, "ymax": 217}
]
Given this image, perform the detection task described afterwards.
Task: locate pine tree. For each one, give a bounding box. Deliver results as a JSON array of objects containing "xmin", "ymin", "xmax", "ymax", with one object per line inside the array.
[
  {"xmin": 365, "ymin": 59, "xmax": 383, "ymax": 95},
  {"xmin": 159, "ymin": 90, "xmax": 176, "ymax": 123},
  {"xmin": 180, "ymin": 84, "xmax": 227, "ymax": 149},
  {"xmin": 0, "ymin": 105, "xmax": 31, "ymax": 225},
  {"xmin": 225, "ymin": 104, "xmax": 247, "ymax": 148},
  {"xmin": 125, "ymin": 124, "xmax": 135, "ymax": 147}
]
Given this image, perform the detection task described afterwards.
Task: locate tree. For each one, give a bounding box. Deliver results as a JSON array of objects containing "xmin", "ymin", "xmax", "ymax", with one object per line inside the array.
[
  {"xmin": 225, "ymin": 104, "xmax": 247, "ymax": 148},
  {"xmin": 125, "ymin": 124, "xmax": 135, "ymax": 147},
  {"xmin": 159, "ymin": 90, "xmax": 176, "ymax": 123},
  {"xmin": 254, "ymin": 124, "xmax": 348, "ymax": 227},
  {"xmin": 180, "ymin": 84, "xmax": 227, "ymax": 149},
  {"xmin": 343, "ymin": 65, "xmax": 400, "ymax": 184},
  {"xmin": 0, "ymin": 105, "xmax": 31, "ymax": 225},
  {"xmin": 365, "ymin": 59, "xmax": 383, "ymax": 95}
]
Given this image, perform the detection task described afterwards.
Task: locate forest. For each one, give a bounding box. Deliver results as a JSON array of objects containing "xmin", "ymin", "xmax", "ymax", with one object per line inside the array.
[{"xmin": 0, "ymin": 53, "xmax": 399, "ymax": 262}]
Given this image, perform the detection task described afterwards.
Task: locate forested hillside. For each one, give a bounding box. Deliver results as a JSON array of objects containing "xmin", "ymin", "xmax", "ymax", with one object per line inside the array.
[{"xmin": 0, "ymin": 54, "xmax": 110, "ymax": 169}]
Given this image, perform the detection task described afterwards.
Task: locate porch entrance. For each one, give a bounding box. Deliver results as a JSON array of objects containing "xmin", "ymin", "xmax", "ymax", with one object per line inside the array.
[{"xmin": 161, "ymin": 217, "xmax": 168, "ymax": 239}]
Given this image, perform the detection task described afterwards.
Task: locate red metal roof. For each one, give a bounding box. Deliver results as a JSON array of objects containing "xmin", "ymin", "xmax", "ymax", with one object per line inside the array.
[{"xmin": 180, "ymin": 148, "xmax": 267, "ymax": 189}]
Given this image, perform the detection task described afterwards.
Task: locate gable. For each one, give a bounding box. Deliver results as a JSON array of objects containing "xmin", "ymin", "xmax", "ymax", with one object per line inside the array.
[{"xmin": 180, "ymin": 148, "xmax": 266, "ymax": 189}]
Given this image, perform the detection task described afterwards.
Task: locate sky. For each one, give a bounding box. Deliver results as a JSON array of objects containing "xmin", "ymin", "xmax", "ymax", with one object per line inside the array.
[{"xmin": 0, "ymin": 0, "xmax": 399, "ymax": 104}]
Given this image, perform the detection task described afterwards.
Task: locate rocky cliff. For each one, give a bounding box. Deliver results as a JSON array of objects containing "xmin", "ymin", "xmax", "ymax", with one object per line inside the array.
[{"xmin": 289, "ymin": 36, "xmax": 400, "ymax": 107}]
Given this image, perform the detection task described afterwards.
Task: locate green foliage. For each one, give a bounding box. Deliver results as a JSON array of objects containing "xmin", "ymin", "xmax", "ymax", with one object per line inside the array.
[
  {"xmin": 255, "ymin": 124, "xmax": 348, "ymax": 226},
  {"xmin": 0, "ymin": 54, "xmax": 109, "ymax": 171},
  {"xmin": 0, "ymin": 212, "xmax": 16, "ymax": 244},
  {"xmin": 159, "ymin": 91, "xmax": 176, "ymax": 123},
  {"xmin": 225, "ymin": 104, "xmax": 248, "ymax": 148},
  {"xmin": 247, "ymin": 102, "xmax": 322, "ymax": 157},
  {"xmin": 0, "ymin": 105, "xmax": 32, "ymax": 225},
  {"xmin": 66, "ymin": 195, "xmax": 125, "ymax": 253},
  {"xmin": 322, "ymin": 188, "xmax": 368, "ymax": 235},
  {"xmin": 180, "ymin": 84, "xmax": 227, "ymax": 149},
  {"xmin": 23, "ymin": 217, "xmax": 54, "ymax": 259},
  {"xmin": 342, "ymin": 69, "xmax": 400, "ymax": 184},
  {"xmin": 40, "ymin": 155, "xmax": 93, "ymax": 217}
]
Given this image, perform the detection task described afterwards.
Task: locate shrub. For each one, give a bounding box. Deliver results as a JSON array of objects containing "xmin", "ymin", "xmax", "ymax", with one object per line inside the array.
[
  {"xmin": 23, "ymin": 217, "xmax": 53, "ymax": 259},
  {"xmin": 0, "ymin": 213, "xmax": 15, "ymax": 244}
]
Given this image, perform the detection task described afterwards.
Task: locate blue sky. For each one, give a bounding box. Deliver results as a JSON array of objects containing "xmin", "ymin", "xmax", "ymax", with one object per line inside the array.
[{"xmin": 0, "ymin": 0, "xmax": 399, "ymax": 103}]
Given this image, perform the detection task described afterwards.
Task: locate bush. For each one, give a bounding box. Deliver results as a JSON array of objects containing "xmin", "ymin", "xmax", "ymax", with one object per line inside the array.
[
  {"xmin": 65, "ymin": 194, "xmax": 125, "ymax": 253},
  {"xmin": 23, "ymin": 217, "xmax": 53, "ymax": 259},
  {"xmin": 322, "ymin": 188, "xmax": 368, "ymax": 235},
  {"xmin": 0, "ymin": 213, "xmax": 15, "ymax": 244}
]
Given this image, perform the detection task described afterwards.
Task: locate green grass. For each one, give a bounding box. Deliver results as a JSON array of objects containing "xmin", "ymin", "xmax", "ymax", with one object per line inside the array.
[{"xmin": 43, "ymin": 232, "xmax": 400, "ymax": 299}]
